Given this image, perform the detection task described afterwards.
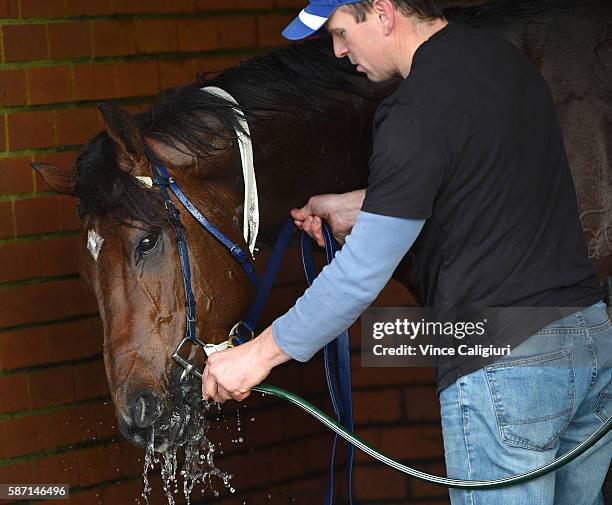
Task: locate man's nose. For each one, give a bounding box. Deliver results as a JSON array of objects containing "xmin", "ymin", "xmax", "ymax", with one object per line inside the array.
[{"xmin": 333, "ymin": 40, "xmax": 349, "ymax": 59}]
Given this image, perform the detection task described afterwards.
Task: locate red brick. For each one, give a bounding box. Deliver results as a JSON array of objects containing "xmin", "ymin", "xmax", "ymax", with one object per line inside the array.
[
  {"xmin": 274, "ymin": 0, "xmax": 305, "ymax": 6},
  {"xmin": 378, "ymin": 425, "xmax": 444, "ymax": 460},
  {"xmin": 0, "ymin": 286, "xmax": 22, "ymax": 328},
  {"xmin": 0, "ymin": 327, "xmax": 47, "ymax": 370},
  {"xmin": 195, "ymin": 0, "xmax": 234, "ymax": 10},
  {"xmin": 353, "ymin": 389, "xmax": 402, "ymax": 424},
  {"xmin": 102, "ymin": 479, "xmax": 146, "ymax": 505},
  {"xmin": 109, "ymin": 0, "xmax": 152, "ymax": 14},
  {"xmin": 0, "ymin": 114, "xmax": 5, "ymax": 152},
  {"xmin": 93, "ymin": 20, "xmax": 137, "ymax": 57},
  {"xmin": 27, "ymin": 66, "xmax": 74, "ymax": 105},
  {"xmin": 177, "ymin": 18, "xmax": 218, "ymax": 52},
  {"xmin": 66, "ymin": 0, "xmax": 110, "ymax": 16},
  {"xmin": 55, "ymin": 107, "xmax": 100, "ymax": 146},
  {"xmin": 159, "ymin": 59, "xmax": 198, "ymax": 89},
  {"xmin": 63, "ymin": 488, "xmax": 103, "ymax": 505},
  {"xmin": 0, "ymin": 462, "xmax": 33, "ymax": 483},
  {"xmin": 0, "ymin": 156, "xmax": 33, "ymax": 195},
  {"xmin": 0, "ymin": 69, "xmax": 27, "ymax": 107},
  {"xmin": 195, "ymin": 55, "xmax": 246, "ymax": 76},
  {"xmin": 8, "ymin": 111, "xmax": 55, "ymax": 151},
  {"xmin": 33, "ymin": 151, "xmax": 77, "ymax": 193},
  {"xmin": 237, "ymin": 0, "xmax": 274, "ymax": 7},
  {"xmin": 3, "ymin": 414, "xmax": 49, "ymax": 457},
  {"xmin": 354, "ymin": 465, "xmax": 407, "ymax": 501},
  {"xmin": 29, "ymin": 365, "xmax": 75, "ymax": 409},
  {"xmin": 73, "ymin": 62, "xmax": 117, "ymax": 101},
  {"xmin": 40, "ymin": 235, "xmax": 79, "ymax": 276},
  {"xmin": 0, "ymin": 240, "xmax": 40, "ymax": 282},
  {"xmin": 21, "ymin": 278, "xmax": 97, "ymax": 324},
  {"xmin": 0, "ymin": 373, "xmax": 29, "ymax": 414},
  {"xmin": 352, "ymin": 355, "xmax": 436, "ymax": 387},
  {"xmin": 46, "ymin": 401, "xmax": 116, "ymax": 448},
  {"xmin": 45, "ymin": 318, "xmax": 103, "ymax": 364},
  {"xmin": 78, "ymin": 400, "xmax": 118, "ymax": 439},
  {"xmin": 410, "ymin": 462, "xmax": 449, "ymax": 499},
  {"xmin": 31, "ymin": 452, "xmax": 79, "ymax": 487},
  {"xmin": 118, "ymin": 441, "xmax": 144, "ymax": 477},
  {"xmin": 76, "ymin": 443, "xmax": 122, "ymax": 486},
  {"xmin": 14, "ymin": 196, "xmax": 63, "ymax": 236},
  {"xmin": 2, "ymin": 24, "xmax": 48, "ymax": 62},
  {"xmin": 217, "ymin": 16, "xmax": 257, "ymax": 49},
  {"xmin": 113, "ymin": 0, "xmax": 195, "ymax": 14},
  {"xmin": 73, "ymin": 358, "xmax": 109, "ymax": 400},
  {"xmin": 49, "ymin": 22, "xmax": 92, "ymax": 59},
  {"xmin": 151, "ymin": 0, "xmax": 196, "ymax": 12},
  {"xmin": 20, "ymin": 0, "xmax": 65, "ymax": 17},
  {"xmin": 257, "ymin": 13, "xmax": 293, "ymax": 47},
  {"xmin": 287, "ymin": 476, "xmax": 326, "ymax": 504},
  {"xmin": 404, "ymin": 385, "xmax": 442, "ymax": 422},
  {"xmin": 114, "ymin": 60, "xmax": 159, "ymax": 97},
  {"xmin": 135, "ymin": 19, "xmax": 178, "ymax": 54},
  {"xmin": 0, "ymin": 0, "xmax": 19, "ymax": 18}
]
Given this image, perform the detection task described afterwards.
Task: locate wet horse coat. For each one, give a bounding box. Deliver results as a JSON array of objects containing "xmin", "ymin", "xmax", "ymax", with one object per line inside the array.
[{"xmin": 34, "ymin": 0, "xmax": 611, "ymax": 450}]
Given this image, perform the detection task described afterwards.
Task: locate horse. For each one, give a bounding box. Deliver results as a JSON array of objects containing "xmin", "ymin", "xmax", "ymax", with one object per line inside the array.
[{"xmin": 33, "ymin": 0, "xmax": 611, "ymax": 455}]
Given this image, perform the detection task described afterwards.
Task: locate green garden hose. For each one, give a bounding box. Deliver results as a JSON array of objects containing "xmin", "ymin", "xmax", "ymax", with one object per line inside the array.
[{"xmin": 252, "ymin": 383, "xmax": 612, "ymax": 489}]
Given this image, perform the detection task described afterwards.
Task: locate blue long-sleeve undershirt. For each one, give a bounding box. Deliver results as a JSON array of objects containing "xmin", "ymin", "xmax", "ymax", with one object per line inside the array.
[{"xmin": 272, "ymin": 211, "xmax": 425, "ymax": 362}]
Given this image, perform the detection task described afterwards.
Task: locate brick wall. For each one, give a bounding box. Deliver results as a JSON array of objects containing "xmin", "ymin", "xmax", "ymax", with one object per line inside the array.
[{"xmin": 0, "ymin": 1, "xmax": 470, "ymax": 504}]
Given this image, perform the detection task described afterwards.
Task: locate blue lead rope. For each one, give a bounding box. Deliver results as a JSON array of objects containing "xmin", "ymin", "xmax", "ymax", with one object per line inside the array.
[
  {"xmin": 232, "ymin": 218, "xmax": 355, "ymax": 505},
  {"xmin": 301, "ymin": 226, "xmax": 355, "ymax": 505}
]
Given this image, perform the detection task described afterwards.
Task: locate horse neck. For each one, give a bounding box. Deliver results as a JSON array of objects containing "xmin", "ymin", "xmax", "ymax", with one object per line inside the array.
[{"xmin": 247, "ymin": 95, "xmax": 380, "ymax": 243}]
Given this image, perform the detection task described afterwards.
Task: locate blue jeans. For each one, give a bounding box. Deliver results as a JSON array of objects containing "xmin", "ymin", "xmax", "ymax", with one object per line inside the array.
[{"xmin": 439, "ymin": 301, "xmax": 612, "ymax": 505}]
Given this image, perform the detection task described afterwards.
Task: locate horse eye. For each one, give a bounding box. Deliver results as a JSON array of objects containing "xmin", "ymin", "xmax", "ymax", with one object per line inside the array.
[{"xmin": 137, "ymin": 234, "xmax": 159, "ymax": 257}]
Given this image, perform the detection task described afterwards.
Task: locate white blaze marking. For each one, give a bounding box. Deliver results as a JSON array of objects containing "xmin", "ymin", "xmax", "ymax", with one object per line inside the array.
[{"xmin": 87, "ymin": 228, "xmax": 104, "ymax": 261}]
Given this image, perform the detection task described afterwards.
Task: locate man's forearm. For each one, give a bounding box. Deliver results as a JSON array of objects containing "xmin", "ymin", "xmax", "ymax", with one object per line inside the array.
[{"xmin": 272, "ymin": 211, "xmax": 425, "ymax": 362}]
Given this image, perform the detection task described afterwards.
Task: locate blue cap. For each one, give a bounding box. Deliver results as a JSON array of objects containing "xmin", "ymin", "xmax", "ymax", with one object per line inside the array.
[{"xmin": 282, "ymin": 0, "xmax": 363, "ymax": 40}]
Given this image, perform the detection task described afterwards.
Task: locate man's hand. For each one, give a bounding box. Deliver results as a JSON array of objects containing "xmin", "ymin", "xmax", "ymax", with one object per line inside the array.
[
  {"xmin": 291, "ymin": 189, "xmax": 366, "ymax": 247},
  {"xmin": 202, "ymin": 326, "xmax": 290, "ymax": 403}
]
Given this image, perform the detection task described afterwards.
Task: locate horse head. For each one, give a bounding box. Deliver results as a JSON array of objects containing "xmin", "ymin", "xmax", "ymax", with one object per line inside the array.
[{"xmin": 34, "ymin": 101, "xmax": 255, "ymax": 451}]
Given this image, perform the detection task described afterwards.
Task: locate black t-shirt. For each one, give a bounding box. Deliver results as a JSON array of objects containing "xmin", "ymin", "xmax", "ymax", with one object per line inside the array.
[{"xmin": 361, "ymin": 22, "xmax": 603, "ymax": 391}]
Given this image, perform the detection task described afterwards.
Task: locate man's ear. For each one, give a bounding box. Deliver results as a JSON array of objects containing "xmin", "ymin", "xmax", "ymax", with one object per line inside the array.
[
  {"xmin": 31, "ymin": 162, "xmax": 74, "ymax": 195},
  {"xmin": 373, "ymin": 0, "xmax": 396, "ymax": 35},
  {"xmin": 97, "ymin": 102, "xmax": 146, "ymax": 166}
]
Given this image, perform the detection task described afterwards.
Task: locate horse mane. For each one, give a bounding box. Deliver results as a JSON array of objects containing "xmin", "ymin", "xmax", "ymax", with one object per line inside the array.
[
  {"xmin": 445, "ymin": 0, "xmax": 596, "ymax": 25},
  {"xmin": 74, "ymin": 36, "xmax": 390, "ymax": 225},
  {"xmin": 138, "ymin": 36, "xmax": 392, "ymax": 160}
]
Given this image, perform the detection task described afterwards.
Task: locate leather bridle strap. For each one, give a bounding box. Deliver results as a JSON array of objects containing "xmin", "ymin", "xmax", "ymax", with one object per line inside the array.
[{"xmin": 146, "ymin": 146, "xmax": 259, "ymax": 288}]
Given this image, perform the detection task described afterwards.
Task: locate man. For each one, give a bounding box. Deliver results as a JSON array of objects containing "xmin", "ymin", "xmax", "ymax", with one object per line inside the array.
[{"xmin": 202, "ymin": 1, "xmax": 611, "ymax": 503}]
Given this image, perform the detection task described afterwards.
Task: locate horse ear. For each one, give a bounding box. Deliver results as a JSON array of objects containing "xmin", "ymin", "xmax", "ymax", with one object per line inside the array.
[
  {"xmin": 97, "ymin": 102, "xmax": 146, "ymax": 165},
  {"xmin": 31, "ymin": 162, "xmax": 74, "ymax": 195}
]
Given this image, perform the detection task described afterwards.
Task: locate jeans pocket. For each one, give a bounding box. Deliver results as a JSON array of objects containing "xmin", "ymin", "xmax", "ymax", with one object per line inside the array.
[
  {"xmin": 484, "ymin": 348, "xmax": 575, "ymax": 451},
  {"xmin": 593, "ymin": 385, "xmax": 610, "ymax": 423}
]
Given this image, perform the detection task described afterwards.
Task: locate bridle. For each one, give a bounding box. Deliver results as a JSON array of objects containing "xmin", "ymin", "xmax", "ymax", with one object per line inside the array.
[{"xmin": 140, "ymin": 86, "xmax": 321, "ymax": 386}]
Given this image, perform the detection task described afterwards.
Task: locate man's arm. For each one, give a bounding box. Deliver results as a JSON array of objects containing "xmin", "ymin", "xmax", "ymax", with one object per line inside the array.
[
  {"xmin": 273, "ymin": 210, "xmax": 425, "ymax": 361},
  {"xmin": 202, "ymin": 210, "xmax": 425, "ymax": 402}
]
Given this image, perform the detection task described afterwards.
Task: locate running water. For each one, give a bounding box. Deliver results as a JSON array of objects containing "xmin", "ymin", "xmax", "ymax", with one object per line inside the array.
[{"xmin": 140, "ymin": 398, "xmax": 235, "ymax": 505}]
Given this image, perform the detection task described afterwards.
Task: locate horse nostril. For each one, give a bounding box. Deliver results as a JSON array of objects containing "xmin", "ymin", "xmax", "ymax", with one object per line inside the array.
[{"xmin": 132, "ymin": 391, "xmax": 162, "ymax": 428}]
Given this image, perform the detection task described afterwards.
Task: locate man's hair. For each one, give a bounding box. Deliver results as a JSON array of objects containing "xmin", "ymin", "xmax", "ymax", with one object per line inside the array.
[{"xmin": 342, "ymin": 0, "xmax": 444, "ymax": 22}]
